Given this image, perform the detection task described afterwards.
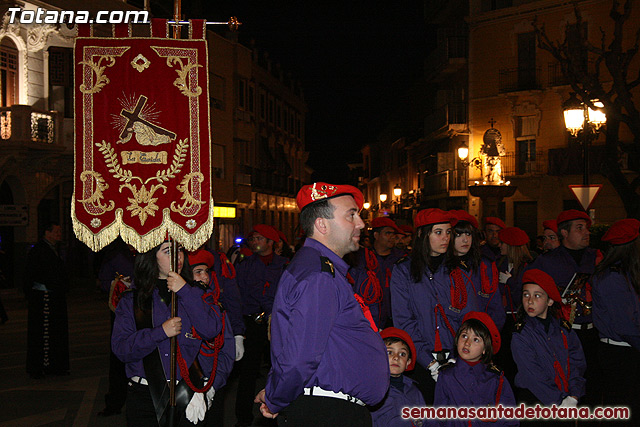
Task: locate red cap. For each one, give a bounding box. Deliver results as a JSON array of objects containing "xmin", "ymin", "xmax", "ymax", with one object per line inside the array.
[
  {"xmin": 296, "ymin": 182, "xmax": 364, "ymax": 211},
  {"xmin": 414, "ymin": 208, "xmax": 458, "ymax": 229},
  {"xmin": 557, "ymin": 209, "xmax": 591, "ymax": 228},
  {"xmin": 450, "ymin": 210, "xmax": 479, "ymax": 229},
  {"xmin": 498, "ymin": 227, "xmax": 530, "ymax": 246},
  {"xmin": 602, "ymin": 218, "xmax": 640, "ymax": 245},
  {"xmin": 276, "ymin": 228, "xmax": 288, "ymax": 245},
  {"xmin": 252, "ymin": 224, "xmax": 280, "ymax": 243},
  {"xmin": 380, "ymin": 327, "xmax": 417, "ymax": 371},
  {"xmin": 542, "ymin": 220, "xmax": 558, "ymax": 234},
  {"xmin": 188, "ymin": 249, "xmax": 215, "ymax": 269},
  {"xmin": 399, "ymin": 224, "xmax": 413, "ymax": 235},
  {"xmin": 371, "ymin": 217, "xmax": 404, "ymax": 234},
  {"xmin": 484, "ymin": 217, "xmax": 506, "ymax": 229},
  {"xmin": 522, "ymin": 269, "xmax": 562, "ymax": 303},
  {"xmin": 462, "ymin": 311, "xmax": 501, "ymax": 354}
]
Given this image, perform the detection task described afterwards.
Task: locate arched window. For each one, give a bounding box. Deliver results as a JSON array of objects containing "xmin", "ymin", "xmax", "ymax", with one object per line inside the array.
[{"xmin": 0, "ymin": 38, "xmax": 18, "ymax": 107}]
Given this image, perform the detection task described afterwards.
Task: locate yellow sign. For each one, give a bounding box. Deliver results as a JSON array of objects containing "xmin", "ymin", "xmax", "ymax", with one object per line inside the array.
[{"xmin": 214, "ymin": 206, "xmax": 236, "ymax": 218}]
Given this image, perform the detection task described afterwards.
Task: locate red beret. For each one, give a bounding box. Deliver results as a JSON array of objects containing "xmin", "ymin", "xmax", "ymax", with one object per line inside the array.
[
  {"xmin": 462, "ymin": 311, "xmax": 501, "ymax": 354},
  {"xmin": 252, "ymin": 224, "xmax": 280, "ymax": 243},
  {"xmin": 296, "ymin": 182, "xmax": 364, "ymax": 211},
  {"xmin": 557, "ymin": 209, "xmax": 591, "ymax": 228},
  {"xmin": 276, "ymin": 228, "xmax": 288, "ymax": 245},
  {"xmin": 380, "ymin": 327, "xmax": 417, "ymax": 371},
  {"xmin": 542, "ymin": 220, "xmax": 558, "ymax": 234},
  {"xmin": 484, "ymin": 217, "xmax": 506, "ymax": 229},
  {"xmin": 414, "ymin": 208, "xmax": 458, "ymax": 229},
  {"xmin": 399, "ymin": 224, "xmax": 414, "ymax": 235},
  {"xmin": 498, "ymin": 227, "xmax": 530, "ymax": 246},
  {"xmin": 371, "ymin": 217, "xmax": 404, "ymax": 234},
  {"xmin": 451, "ymin": 210, "xmax": 479, "ymax": 229},
  {"xmin": 602, "ymin": 218, "xmax": 640, "ymax": 245},
  {"xmin": 188, "ymin": 249, "xmax": 215, "ymax": 269},
  {"xmin": 522, "ymin": 269, "xmax": 562, "ymax": 303}
]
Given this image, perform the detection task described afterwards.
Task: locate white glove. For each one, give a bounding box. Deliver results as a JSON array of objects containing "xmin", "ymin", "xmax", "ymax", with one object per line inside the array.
[
  {"xmin": 560, "ymin": 396, "xmax": 578, "ymax": 407},
  {"xmin": 499, "ymin": 272, "xmax": 512, "ymax": 284},
  {"xmin": 205, "ymin": 387, "xmax": 216, "ymax": 409},
  {"xmin": 185, "ymin": 392, "xmax": 207, "ymax": 424},
  {"xmin": 235, "ymin": 335, "xmax": 245, "ymax": 361},
  {"xmin": 428, "ymin": 360, "xmax": 441, "ymax": 382}
]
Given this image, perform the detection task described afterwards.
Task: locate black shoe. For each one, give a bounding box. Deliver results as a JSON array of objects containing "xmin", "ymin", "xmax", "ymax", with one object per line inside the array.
[{"xmin": 98, "ymin": 408, "xmax": 121, "ymax": 417}]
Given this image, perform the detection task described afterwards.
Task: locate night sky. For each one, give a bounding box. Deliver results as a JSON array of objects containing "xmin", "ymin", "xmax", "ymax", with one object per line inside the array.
[{"xmin": 154, "ymin": 0, "xmax": 427, "ymax": 182}]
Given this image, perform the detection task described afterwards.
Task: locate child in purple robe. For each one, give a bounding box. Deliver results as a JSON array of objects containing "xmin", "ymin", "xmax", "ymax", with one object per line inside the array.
[
  {"xmin": 511, "ymin": 269, "xmax": 586, "ymax": 407},
  {"xmin": 434, "ymin": 311, "xmax": 518, "ymax": 426},
  {"xmin": 371, "ymin": 327, "xmax": 426, "ymax": 426}
]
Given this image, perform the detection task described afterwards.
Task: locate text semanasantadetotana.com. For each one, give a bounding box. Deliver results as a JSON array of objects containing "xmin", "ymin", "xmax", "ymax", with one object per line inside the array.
[
  {"xmin": 7, "ymin": 7, "xmax": 149, "ymax": 25},
  {"xmin": 402, "ymin": 404, "xmax": 630, "ymax": 421}
]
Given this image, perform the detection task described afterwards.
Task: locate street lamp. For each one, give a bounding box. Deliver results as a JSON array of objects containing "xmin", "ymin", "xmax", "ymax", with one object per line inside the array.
[
  {"xmin": 393, "ymin": 184, "xmax": 402, "ymax": 199},
  {"xmin": 563, "ymin": 92, "xmax": 607, "ymax": 185},
  {"xmin": 379, "ymin": 193, "xmax": 387, "ymax": 203},
  {"xmin": 363, "ymin": 201, "xmax": 371, "ymax": 210}
]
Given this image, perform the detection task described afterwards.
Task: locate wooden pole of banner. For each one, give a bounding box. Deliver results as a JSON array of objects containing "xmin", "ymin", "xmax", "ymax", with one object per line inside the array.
[{"xmin": 168, "ymin": 4, "xmax": 182, "ymax": 427}]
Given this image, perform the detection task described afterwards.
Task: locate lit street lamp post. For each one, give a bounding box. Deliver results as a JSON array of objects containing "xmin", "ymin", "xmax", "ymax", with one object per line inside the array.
[{"xmin": 562, "ymin": 92, "xmax": 607, "ymax": 186}]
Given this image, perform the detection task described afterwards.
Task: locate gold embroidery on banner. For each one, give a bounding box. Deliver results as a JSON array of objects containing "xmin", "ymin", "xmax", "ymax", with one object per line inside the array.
[
  {"xmin": 171, "ymin": 172, "xmax": 206, "ymax": 216},
  {"xmin": 131, "ymin": 53, "xmax": 150, "ymax": 72},
  {"xmin": 79, "ymin": 47, "xmax": 130, "ymax": 94},
  {"xmin": 96, "ymin": 141, "xmax": 140, "ymax": 183},
  {"xmin": 165, "ymin": 56, "xmax": 202, "ymax": 97},
  {"xmin": 121, "ymin": 151, "xmax": 168, "ymax": 165},
  {"xmin": 120, "ymin": 183, "xmax": 166, "ymax": 226},
  {"xmin": 150, "ymin": 138, "xmax": 188, "ymax": 184},
  {"xmin": 77, "ymin": 171, "xmax": 116, "ymax": 214}
]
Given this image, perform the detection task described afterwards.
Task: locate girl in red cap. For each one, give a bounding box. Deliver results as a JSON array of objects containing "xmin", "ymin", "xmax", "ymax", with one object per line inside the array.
[
  {"xmin": 434, "ymin": 311, "xmax": 517, "ymax": 426},
  {"xmin": 511, "ymin": 269, "xmax": 586, "ymax": 411},
  {"xmin": 591, "ymin": 218, "xmax": 640, "ymax": 420},
  {"xmin": 447, "ymin": 210, "xmax": 505, "ymax": 333}
]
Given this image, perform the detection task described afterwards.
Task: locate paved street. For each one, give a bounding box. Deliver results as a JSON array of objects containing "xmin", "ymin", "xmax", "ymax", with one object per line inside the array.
[{"xmin": 0, "ymin": 285, "xmax": 267, "ymax": 427}]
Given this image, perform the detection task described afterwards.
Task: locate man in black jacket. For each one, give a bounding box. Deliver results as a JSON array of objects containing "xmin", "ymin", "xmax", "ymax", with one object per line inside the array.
[{"xmin": 24, "ymin": 223, "xmax": 70, "ymax": 378}]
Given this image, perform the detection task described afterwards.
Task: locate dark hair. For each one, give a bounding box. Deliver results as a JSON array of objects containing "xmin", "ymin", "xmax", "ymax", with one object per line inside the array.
[
  {"xmin": 299, "ymin": 199, "xmax": 335, "ymax": 237},
  {"xmin": 134, "ymin": 243, "xmax": 192, "ymax": 309},
  {"xmin": 514, "ymin": 296, "xmax": 559, "ymax": 327},
  {"xmin": 383, "ymin": 336, "xmax": 412, "ymax": 360},
  {"xmin": 455, "ymin": 318, "xmax": 493, "ymax": 364},
  {"xmin": 594, "ymin": 237, "xmax": 640, "ymax": 295},
  {"xmin": 410, "ymin": 224, "xmax": 450, "ymax": 282},
  {"xmin": 446, "ymin": 221, "xmax": 481, "ymax": 271},
  {"xmin": 41, "ymin": 222, "xmax": 60, "ymax": 237}
]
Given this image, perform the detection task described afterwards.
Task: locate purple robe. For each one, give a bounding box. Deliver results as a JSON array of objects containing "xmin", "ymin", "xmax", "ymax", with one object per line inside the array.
[
  {"xmin": 434, "ymin": 359, "xmax": 518, "ymax": 426},
  {"xmin": 591, "ymin": 265, "xmax": 640, "ymax": 350},
  {"xmin": 511, "ymin": 317, "xmax": 586, "ymax": 405},
  {"xmin": 371, "ymin": 375, "xmax": 426, "ymax": 427},
  {"xmin": 236, "ymin": 252, "xmax": 287, "ymax": 316},
  {"xmin": 350, "ymin": 246, "xmax": 406, "ymax": 329},
  {"xmin": 265, "ymin": 238, "xmax": 390, "ymax": 413},
  {"xmin": 112, "ymin": 282, "xmax": 223, "ymax": 380}
]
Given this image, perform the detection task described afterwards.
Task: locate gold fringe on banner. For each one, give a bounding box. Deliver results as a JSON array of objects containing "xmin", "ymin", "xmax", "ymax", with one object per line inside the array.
[{"xmin": 71, "ymin": 196, "xmax": 214, "ymax": 253}]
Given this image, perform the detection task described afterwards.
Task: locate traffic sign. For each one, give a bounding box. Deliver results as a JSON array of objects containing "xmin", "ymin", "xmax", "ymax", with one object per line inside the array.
[{"xmin": 569, "ymin": 185, "xmax": 602, "ymax": 211}]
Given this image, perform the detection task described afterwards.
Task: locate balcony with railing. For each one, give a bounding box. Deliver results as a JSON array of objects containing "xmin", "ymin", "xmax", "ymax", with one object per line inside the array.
[
  {"xmin": 500, "ymin": 151, "xmax": 547, "ymax": 176},
  {"xmin": 424, "ymin": 103, "xmax": 467, "ymax": 137},
  {"xmin": 0, "ymin": 104, "xmax": 61, "ymax": 146},
  {"xmin": 498, "ymin": 67, "xmax": 541, "ymax": 93},
  {"xmin": 420, "ymin": 169, "xmax": 467, "ymax": 200}
]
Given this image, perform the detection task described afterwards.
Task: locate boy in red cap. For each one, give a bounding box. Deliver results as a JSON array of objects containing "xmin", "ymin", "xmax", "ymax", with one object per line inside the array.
[
  {"xmin": 434, "ymin": 311, "xmax": 517, "ymax": 426},
  {"xmin": 511, "ymin": 269, "xmax": 586, "ymax": 408},
  {"xmin": 481, "ymin": 217, "xmax": 506, "ymax": 262},
  {"xmin": 527, "ymin": 209, "xmax": 601, "ymax": 405},
  {"xmin": 371, "ymin": 327, "xmax": 426, "ymax": 426}
]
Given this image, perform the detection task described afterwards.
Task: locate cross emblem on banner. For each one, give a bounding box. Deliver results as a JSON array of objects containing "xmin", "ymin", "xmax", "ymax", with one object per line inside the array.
[{"xmin": 119, "ymin": 95, "xmax": 177, "ymax": 142}]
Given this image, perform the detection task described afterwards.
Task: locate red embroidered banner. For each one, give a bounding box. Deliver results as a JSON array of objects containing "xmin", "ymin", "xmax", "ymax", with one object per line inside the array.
[{"xmin": 72, "ymin": 21, "xmax": 213, "ymax": 252}]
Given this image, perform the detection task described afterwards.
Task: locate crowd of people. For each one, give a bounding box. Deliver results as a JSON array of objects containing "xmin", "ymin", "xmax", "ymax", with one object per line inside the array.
[{"xmin": 23, "ymin": 182, "xmax": 640, "ymax": 426}]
